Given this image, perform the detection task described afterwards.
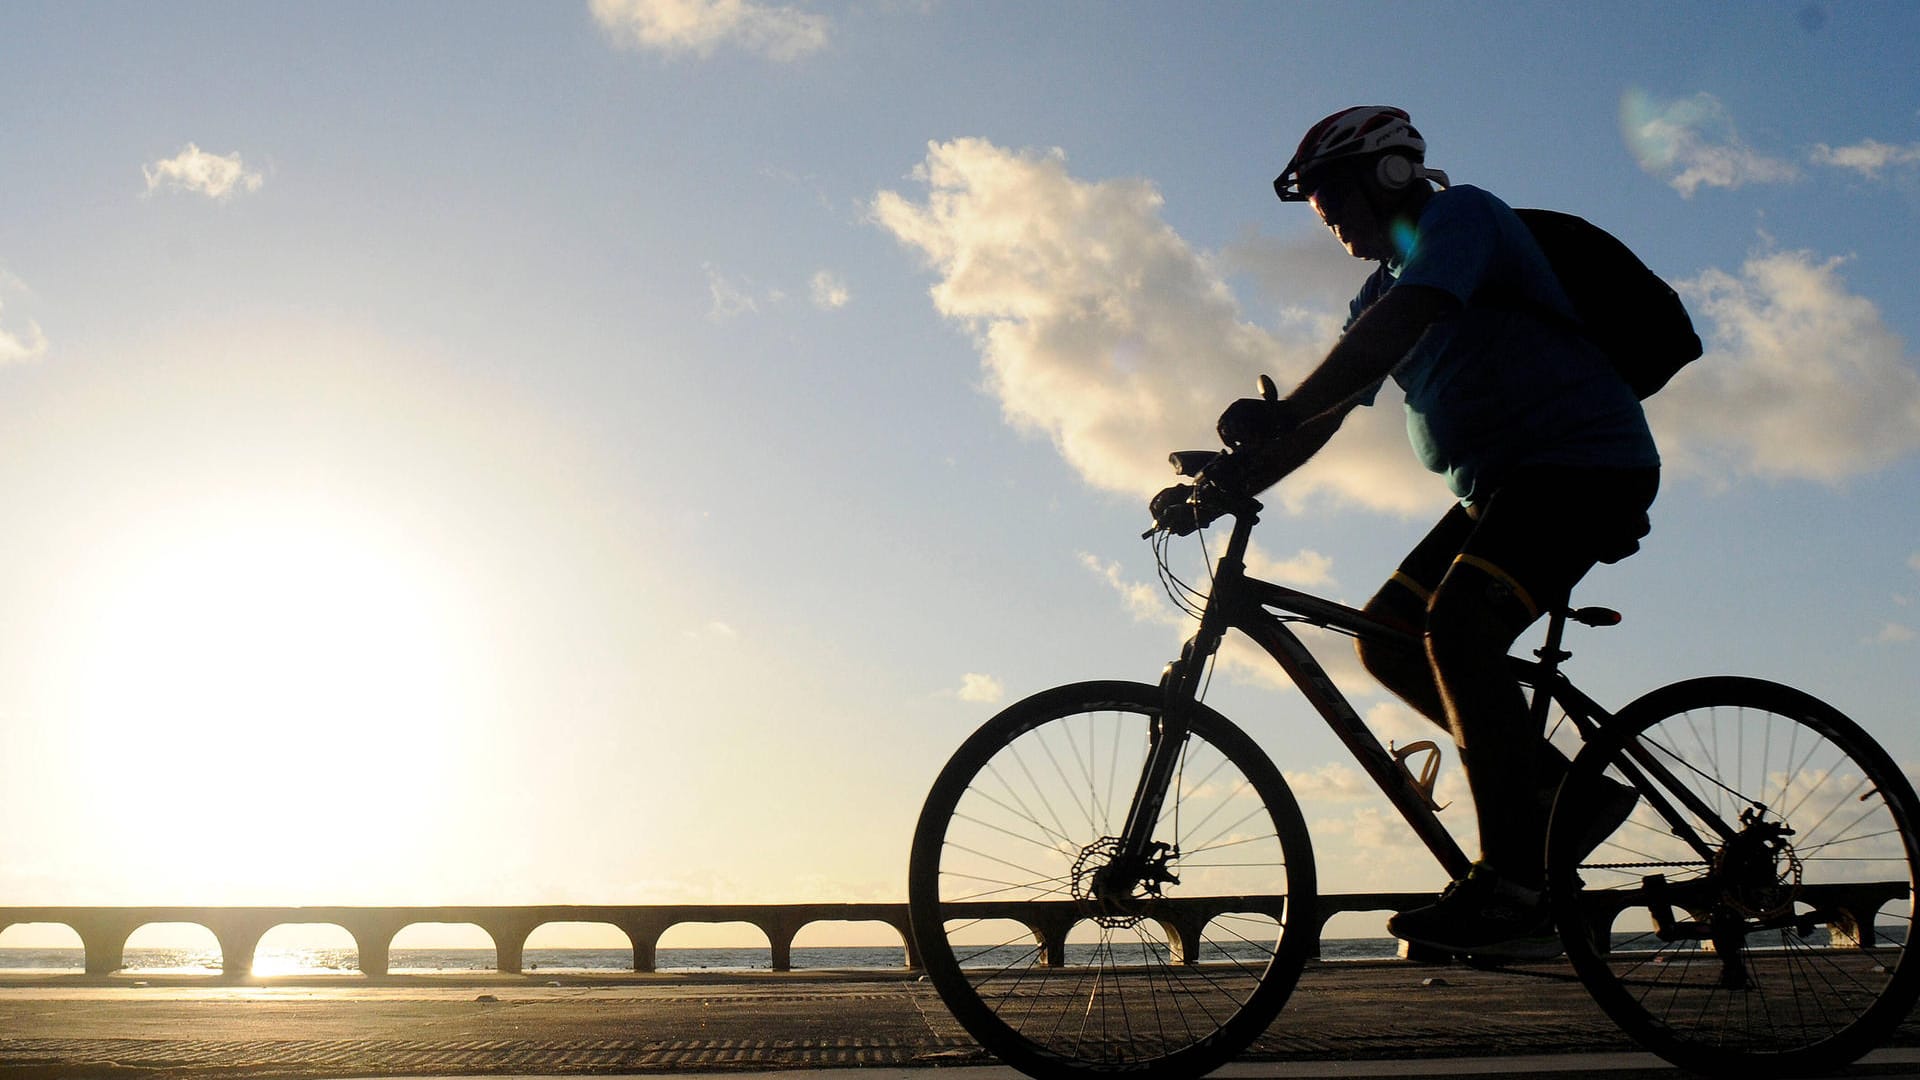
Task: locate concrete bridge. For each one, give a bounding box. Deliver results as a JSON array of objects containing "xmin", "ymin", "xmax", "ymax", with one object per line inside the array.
[
  {"xmin": 15, "ymin": 887, "xmax": 1893, "ymax": 978},
  {"xmin": 0, "ymin": 903, "xmax": 929, "ymax": 977},
  {"xmin": 0, "ymin": 896, "xmax": 1447, "ymax": 978}
]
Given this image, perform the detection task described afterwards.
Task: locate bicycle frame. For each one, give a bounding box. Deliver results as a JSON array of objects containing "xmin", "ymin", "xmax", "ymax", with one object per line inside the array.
[{"xmin": 1115, "ymin": 498, "xmax": 1727, "ymax": 895}]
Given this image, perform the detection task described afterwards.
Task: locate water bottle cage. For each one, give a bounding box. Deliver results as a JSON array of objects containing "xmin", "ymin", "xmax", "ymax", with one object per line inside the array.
[{"xmin": 1390, "ymin": 740, "xmax": 1450, "ymax": 812}]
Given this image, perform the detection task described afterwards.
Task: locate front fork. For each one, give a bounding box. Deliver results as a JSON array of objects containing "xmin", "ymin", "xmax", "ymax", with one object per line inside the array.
[
  {"xmin": 1104, "ymin": 502, "xmax": 1256, "ymax": 901},
  {"xmin": 1097, "ymin": 631, "xmax": 1221, "ymax": 903}
]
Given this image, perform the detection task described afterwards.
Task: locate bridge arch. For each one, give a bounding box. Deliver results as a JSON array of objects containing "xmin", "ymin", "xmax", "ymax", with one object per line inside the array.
[
  {"xmin": 0, "ymin": 922, "xmax": 85, "ymax": 974},
  {"xmin": 389, "ymin": 922, "xmax": 501, "ymax": 974},
  {"xmin": 123, "ymin": 922, "xmax": 226, "ymax": 976},
  {"xmin": 522, "ymin": 920, "xmax": 634, "ymax": 974},
  {"xmin": 656, "ymin": 920, "xmax": 774, "ymax": 971},
  {"xmin": 790, "ymin": 918, "xmax": 914, "ymax": 970},
  {"xmin": 251, "ymin": 922, "xmax": 362, "ymax": 976}
]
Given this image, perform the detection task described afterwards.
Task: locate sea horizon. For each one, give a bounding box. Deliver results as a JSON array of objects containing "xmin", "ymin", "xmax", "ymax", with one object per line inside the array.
[{"xmin": 0, "ymin": 939, "xmax": 1407, "ymax": 976}]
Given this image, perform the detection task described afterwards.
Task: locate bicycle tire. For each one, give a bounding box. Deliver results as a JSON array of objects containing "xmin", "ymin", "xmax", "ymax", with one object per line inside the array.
[
  {"xmin": 908, "ymin": 680, "xmax": 1317, "ymax": 1079},
  {"xmin": 1546, "ymin": 676, "xmax": 1920, "ymax": 1076}
]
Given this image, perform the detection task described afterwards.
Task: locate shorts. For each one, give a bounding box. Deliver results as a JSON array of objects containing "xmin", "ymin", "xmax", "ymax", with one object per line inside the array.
[{"xmin": 1388, "ymin": 466, "xmax": 1660, "ymax": 622}]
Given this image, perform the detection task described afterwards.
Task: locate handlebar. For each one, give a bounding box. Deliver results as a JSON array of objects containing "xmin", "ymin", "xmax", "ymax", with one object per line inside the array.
[
  {"xmin": 1141, "ymin": 373, "xmax": 1281, "ymax": 539},
  {"xmin": 1142, "ymin": 451, "xmax": 1264, "ymax": 539}
]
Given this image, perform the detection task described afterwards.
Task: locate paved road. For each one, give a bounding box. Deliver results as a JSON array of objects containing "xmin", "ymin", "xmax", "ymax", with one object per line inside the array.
[{"xmin": 1, "ymin": 961, "xmax": 1917, "ymax": 1077}]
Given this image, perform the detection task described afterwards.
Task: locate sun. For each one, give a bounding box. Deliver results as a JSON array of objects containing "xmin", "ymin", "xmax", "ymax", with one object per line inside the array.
[{"xmin": 37, "ymin": 493, "xmax": 485, "ymax": 888}]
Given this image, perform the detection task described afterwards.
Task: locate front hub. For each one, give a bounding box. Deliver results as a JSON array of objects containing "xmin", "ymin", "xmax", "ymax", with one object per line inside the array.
[{"xmin": 1071, "ymin": 838, "xmax": 1180, "ymax": 929}]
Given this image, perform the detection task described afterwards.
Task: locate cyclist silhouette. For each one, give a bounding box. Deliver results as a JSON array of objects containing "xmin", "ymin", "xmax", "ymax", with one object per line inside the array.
[{"xmin": 1190, "ymin": 106, "xmax": 1658, "ymax": 955}]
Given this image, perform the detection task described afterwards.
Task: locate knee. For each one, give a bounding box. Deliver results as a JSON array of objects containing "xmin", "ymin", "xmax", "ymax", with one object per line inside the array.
[
  {"xmin": 1424, "ymin": 579, "xmax": 1526, "ymax": 672},
  {"xmin": 1357, "ymin": 590, "xmax": 1427, "ymax": 688}
]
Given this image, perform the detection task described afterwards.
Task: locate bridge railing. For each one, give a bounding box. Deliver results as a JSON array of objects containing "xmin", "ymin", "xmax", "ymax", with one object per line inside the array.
[
  {"xmin": 28, "ymin": 885, "xmax": 1899, "ymax": 978},
  {"xmin": 0, "ymin": 895, "xmax": 1457, "ymax": 977}
]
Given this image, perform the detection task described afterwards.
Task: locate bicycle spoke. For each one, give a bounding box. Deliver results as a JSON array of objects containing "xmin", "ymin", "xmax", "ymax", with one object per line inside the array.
[
  {"xmin": 911, "ymin": 683, "xmax": 1311, "ymax": 1076},
  {"xmin": 1550, "ymin": 678, "xmax": 1920, "ymax": 1075}
]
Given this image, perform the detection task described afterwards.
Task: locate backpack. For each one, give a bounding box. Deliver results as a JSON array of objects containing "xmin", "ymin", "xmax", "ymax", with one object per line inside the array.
[{"xmin": 1514, "ymin": 208, "xmax": 1703, "ymax": 399}]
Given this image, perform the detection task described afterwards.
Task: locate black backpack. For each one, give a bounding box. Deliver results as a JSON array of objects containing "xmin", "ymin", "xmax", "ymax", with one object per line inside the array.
[{"xmin": 1514, "ymin": 208, "xmax": 1703, "ymax": 398}]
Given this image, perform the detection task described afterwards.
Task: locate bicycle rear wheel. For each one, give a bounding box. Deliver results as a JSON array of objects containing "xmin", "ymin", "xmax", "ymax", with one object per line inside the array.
[
  {"xmin": 1547, "ymin": 676, "xmax": 1920, "ymax": 1076},
  {"xmin": 908, "ymin": 681, "xmax": 1316, "ymax": 1079}
]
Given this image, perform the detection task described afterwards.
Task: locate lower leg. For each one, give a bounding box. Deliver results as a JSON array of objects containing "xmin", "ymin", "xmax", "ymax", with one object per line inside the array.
[
  {"xmin": 1424, "ymin": 567, "xmax": 1553, "ymax": 887},
  {"xmin": 1434, "ymin": 656, "xmax": 1546, "ymax": 885},
  {"xmin": 1357, "ymin": 584, "xmax": 1451, "ymax": 732}
]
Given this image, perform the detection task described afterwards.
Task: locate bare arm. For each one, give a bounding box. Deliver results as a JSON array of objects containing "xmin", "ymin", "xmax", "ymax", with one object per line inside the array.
[
  {"xmin": 1288, "ymin": 283, "xmax": 1460, "ymax": 421},
  {"xmin": 1226, "ymin": 283, "xmax": 1460, "ymax": 493}
]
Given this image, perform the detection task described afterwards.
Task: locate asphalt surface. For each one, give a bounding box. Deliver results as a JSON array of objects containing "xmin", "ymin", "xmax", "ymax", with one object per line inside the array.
[{"xmin": 1, "ymin": 960, "xmax": 1917, "ymax": 1078}]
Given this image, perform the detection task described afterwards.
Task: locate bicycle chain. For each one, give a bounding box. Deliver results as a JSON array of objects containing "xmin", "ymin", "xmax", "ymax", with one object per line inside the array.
[{"xmin": 1579, "ymin": 860, "xmax": 1709, "ymax": 871}]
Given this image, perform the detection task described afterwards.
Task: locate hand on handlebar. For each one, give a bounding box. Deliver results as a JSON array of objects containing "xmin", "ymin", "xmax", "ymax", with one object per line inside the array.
[
  {"xmin": 1215, "ymin": 396, "xmax": 1300, "ymax": 449},
  {"xmin": 1216, "ymin": 371, "xmax": 1303, "ymax": 450},
  {"xmin": 1146, "ymin": 454, "xmax": 1255, "ymax": 537},
  {"xmin": 1148, "ymin": 483, "xmax": 1206, "ymax": 536}
]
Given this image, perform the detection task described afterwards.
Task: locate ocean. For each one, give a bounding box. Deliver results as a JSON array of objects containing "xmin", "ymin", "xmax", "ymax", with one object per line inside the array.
[{"xmin": 0, "ymin": 939, "xmax": 1406, "ymax": 976}]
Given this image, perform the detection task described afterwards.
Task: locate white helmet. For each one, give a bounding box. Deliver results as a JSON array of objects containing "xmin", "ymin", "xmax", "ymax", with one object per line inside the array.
[{"xmin": 1274, "ymin": 105, "xmax": 1449, "ymax": 202}]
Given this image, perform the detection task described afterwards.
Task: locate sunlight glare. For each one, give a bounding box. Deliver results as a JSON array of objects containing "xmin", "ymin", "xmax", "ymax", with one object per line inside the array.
[{"xmin": 43, "ymin": 495, "xmax": 485, "ymax": 877}]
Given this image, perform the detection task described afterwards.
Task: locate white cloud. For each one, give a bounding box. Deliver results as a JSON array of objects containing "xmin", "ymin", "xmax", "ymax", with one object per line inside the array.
[
  {"xmin": 1621, "ymin": 90, "xmax": 1800, "ymax": 197},
  {"xmin": 1079, "ymin": 553, "xmax": 1177, "ymax": 625},
  {"xmin": 705, "ymin": 266, "xmax": 762, "ymax": 320},
  {"xmin": 1811, "ymin": 138, "xmax": 1920, "ymax": 180},
  {"xmin": 1650, "ymin": 248, "xmax": 1920, "ymax": 481},
  {"xmin": 142, "ymin": 143, "xmax": 264, "ymax": 200},
  {"xmin": 1364, "ymin": 699, "xmax": 1440, "ymax": 750},
  {"xmin": 809, "ymin": 269, "xmax": 850, "ymax": 310},
  {"xmin": 1244, "ymin": 544, "xmax": 1334, "ymax": 588},
  {"xmin": 873, "ymin": 138, "xmax": 1438, "ymax": 516},
  {"xmin": 0, "ymin": 302, "xmax": 47, "ymax": 365},
  {"xmin": 682, "ymin": 619, "xmax": 739, "ymax": 641},
  {"xmin": 1281, "ymin": 762, "xmax": 1375, "ymax": 802},
  {"xmin": 590, "ymin": 0, "xmax": 828, "ymax": 61},
  {"xmin": 956, "ymin": 672, "xmax": 1003, "ymax": 704},
  {"xmin": 1866, "ymin": 622, "xmax": 1916, "ymax": 646}
]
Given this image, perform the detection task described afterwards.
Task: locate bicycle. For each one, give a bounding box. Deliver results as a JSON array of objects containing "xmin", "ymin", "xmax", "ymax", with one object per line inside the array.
[{"xmin": 908, "ymin": 432, "xmax": 1920, "ymax": 1079}]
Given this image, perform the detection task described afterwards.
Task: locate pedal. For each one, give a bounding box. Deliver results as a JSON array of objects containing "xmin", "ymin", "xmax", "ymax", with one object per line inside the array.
[
  {"xmin": 1644, "ymin": 873, "xmax": 1710, "ymax": 942},
  {"xmin": 1389, "ymin": 740, "xmax": 1450, "ymax": 812}
]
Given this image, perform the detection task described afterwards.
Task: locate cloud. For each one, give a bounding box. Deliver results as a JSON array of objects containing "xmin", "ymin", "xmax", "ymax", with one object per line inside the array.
[
  {"xmin": 1244, "ymin": 544, "xmax": 1334, "ymax": 588},
  {"xmin": 705, "ymin": 266, "xmax": 763, "ymax": 320},
  {"xmin": 1621, "ymin": 90, "xmax": 1800, "ymax": 197},
  {"xmin": 682, "ymin": 619, "xmax": 739, "ymax": 641},
  {"xmin": 955, "ymin": 672, "xmax": 1003, "ymax": 704},
  {"xmin": 1866, "ymin": 622, "xmax": 1915, "ymax": 646},
  {"xmin": 809, "ymin": 269, "xmax": 850, "ymax": 310},
  {"xmin": 1811, "ymin": 138, "xmax": 1920, "ymax": 180},
  {"xmin": 0, "ymin": 303, "xmax": 47, "ymax": 365},
  {"xmin": 1364, "ymin": 699, "xmax": 1441, "ymax": 750},
  {"xmin": 590, "ymin": 0, "xmax": 828, "ymax": 61},
  {"xmin": 142, "ymin": 143, "xmax": 264, "ymax": 200},
  {"xmin": 1079, "ymin": 553, "xmax": 1178, "ymax": 624},
  {"xmin": 0, "ymin": 272, "xmax": 47, "ymax": 365},
  {"xmin": 1650, "ymin": 248, "xmax": 1920, "ymax": 481},
  {"xmin": 1281, "ymin": 762, "xmax": 1375, "ymax": 802},
  {"xmin": 873, "ymin": 138, "xmax": 1438, "ymax": 516}
]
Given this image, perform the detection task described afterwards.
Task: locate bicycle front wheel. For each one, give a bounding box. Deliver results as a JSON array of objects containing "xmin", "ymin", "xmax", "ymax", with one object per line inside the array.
[
  {"xmin": 1548, "ymin": 676, "xmax": 1920, "ymax": 1076},
  {"xmin": 908, "ymin": 681, "xmax": 1317, "ymax": 1080}
]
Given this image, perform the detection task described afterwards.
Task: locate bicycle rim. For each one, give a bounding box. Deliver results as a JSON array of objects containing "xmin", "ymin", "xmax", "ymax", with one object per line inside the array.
[
  {"xmin": 1548, "ymin": 676, "xmax": 1920, "ymax": 1075},
  {"xmin": 908, "ymin": 681, "xmax": 1316, "ymax": 1079}
]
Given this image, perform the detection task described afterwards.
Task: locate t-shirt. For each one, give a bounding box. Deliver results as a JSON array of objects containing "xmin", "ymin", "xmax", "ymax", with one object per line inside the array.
[{"xmin": 1349, "ymin": 185, "xmax": 1660, "ymax": 504}]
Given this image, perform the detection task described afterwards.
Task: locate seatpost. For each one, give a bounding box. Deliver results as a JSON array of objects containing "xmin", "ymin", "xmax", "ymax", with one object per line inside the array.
[
  {"xmin": 1535, "ymin": 608, "xmax": 1572, "ymax": 668},
  {"xmin": 1527, "ymin": 609, "xmax": 1572, "ymax": 733}
]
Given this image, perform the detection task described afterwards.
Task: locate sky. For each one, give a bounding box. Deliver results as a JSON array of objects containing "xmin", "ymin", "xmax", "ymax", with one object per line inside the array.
[{"xmin": 3, "ymin": 0, "xmax": 1919, "ymax": 950}]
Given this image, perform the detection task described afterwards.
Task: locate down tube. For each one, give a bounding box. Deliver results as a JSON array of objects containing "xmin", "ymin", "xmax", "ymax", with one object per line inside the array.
[{"xmin": 1238, "ymin": 617, "xmax": 1473, "ymax": 881}]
